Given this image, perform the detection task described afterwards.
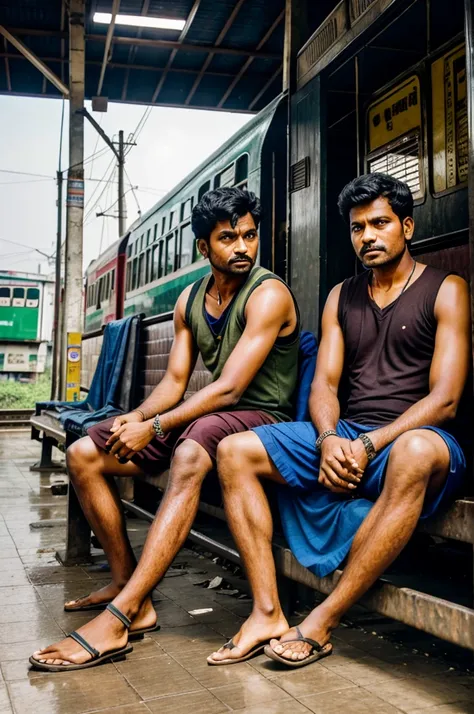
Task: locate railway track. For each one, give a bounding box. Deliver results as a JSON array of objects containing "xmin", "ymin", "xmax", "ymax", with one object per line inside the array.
[{"xmin": 0, "ymin": 409, "xmax": 33, "ymax": 429}]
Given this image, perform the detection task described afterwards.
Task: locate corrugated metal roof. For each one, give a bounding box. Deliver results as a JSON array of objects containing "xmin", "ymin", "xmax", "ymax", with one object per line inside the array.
[{"xmin": 0, "ymin": 0, "xmax": 285, "ymax": 113}]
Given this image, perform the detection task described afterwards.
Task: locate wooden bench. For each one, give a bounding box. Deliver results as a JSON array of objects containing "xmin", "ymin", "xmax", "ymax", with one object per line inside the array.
[{"xmin": 53, "ymin": 314, "xmax": 474, "ymax": 651}]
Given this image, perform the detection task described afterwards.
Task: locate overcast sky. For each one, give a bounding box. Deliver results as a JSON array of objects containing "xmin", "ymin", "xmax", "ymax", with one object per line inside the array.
[{"xmin": 0, "ymin": 96, "xmax": 250, "ymax": 275}]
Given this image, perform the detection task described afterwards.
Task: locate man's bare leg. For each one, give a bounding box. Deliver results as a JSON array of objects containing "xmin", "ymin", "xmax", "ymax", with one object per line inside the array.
[
  {"xmin": 208, "ymin": 432, "xmax": 290, "ymax": 663},
  {"xmin": 63, "ymin": 436, "xmax": 146, "ymax": 610},
  {"xmin": 32, "ymin": 439, "xmax": 213, "ymax": 666},
  {"xmin": 271, "ymin": 429, "xmax": 450, "ymax": 661}
]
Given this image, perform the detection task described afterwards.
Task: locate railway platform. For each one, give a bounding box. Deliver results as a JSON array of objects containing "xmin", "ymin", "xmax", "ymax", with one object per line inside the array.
[{"xmin": 0, "ymin": 431, "xmax": 473, "ymax": 714}]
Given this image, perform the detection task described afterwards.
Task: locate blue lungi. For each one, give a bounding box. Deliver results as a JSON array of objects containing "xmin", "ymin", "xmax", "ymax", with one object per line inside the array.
[{"xmin": 253, "ymin": 419, "xmax": 466, "ymax": 578}]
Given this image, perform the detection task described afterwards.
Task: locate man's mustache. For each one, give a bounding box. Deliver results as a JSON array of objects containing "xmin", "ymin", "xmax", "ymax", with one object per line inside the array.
[{"xmin": 360, "ymin": 245, "xmax": 386, "ymax": 256}]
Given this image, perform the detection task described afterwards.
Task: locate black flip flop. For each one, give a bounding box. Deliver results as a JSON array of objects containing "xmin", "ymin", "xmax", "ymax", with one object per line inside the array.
[
  {"xmin": 29, "ymin": 602, "xmax": 136, "ymax": 672},
  {"xmin": 207, "ymin": 638, "xmax": 270, "ymax": 666},
  {"xmin": 29, "ymin": 631, "xmax": 133, "ymax": 672},
  {"xmin": 64, "ymin": 599, "xmax": 111, "ymax": 612},
  {"xmin": 264, "ymin": 626, "xmax": 333, "ymax": 669}
]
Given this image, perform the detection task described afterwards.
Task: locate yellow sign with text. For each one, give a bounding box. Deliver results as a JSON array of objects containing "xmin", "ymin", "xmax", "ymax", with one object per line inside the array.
[
  {"xmin": 66, "ymin": 332, "xmax": 82, "ymax": 402},
  {"xmin": 368, "ymin": 76, "xmax": 421, "ymax": 152}
]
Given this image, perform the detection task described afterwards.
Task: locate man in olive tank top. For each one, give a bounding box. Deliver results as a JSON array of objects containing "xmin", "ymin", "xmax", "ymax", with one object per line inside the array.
[
  {"xmin": 30, "ymin": 188, "xmax": 300, "ymax": 671},
  {"xmin": 208, "ymin": 174, "xmax": 470, "ymax": 668}
]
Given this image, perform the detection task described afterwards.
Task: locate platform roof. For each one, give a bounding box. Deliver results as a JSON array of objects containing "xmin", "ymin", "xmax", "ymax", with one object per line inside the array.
[{"xmin": 0, "ymin": 0, "xmax": 286, "ymax": 113}]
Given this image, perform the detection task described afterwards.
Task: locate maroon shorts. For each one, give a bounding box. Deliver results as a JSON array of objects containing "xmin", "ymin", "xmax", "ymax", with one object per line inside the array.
[{"xmin": 87, "ymin": 410, "xmax": 276, "ymax": 473}]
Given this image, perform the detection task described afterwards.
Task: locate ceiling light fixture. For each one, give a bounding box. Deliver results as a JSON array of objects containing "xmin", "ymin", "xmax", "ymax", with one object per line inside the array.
[{"xmin": 93, "ymin": 12, "xmax": 186, "ymax": 31}]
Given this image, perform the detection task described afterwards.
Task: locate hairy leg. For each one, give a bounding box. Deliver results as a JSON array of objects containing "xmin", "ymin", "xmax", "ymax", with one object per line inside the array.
[
  {"xmin": 64, "ymin": 436, "xmax": 146, "ymax": 608},
  {"xmin": 272, "ymin": 430, "xmax": 450, "ymax": 661},
  {"xmin": 209, "ymin": 432, "xmax": 290, "ymax": 662},
  {"xmin": 33, "ymin": 439, "xmax": 213, "ymax": 666}
]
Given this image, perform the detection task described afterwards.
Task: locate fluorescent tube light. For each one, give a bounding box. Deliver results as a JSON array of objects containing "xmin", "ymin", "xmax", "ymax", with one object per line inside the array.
[{"xmin": 93, "ymin": 12, "xmax": 186, "ymax": 31}]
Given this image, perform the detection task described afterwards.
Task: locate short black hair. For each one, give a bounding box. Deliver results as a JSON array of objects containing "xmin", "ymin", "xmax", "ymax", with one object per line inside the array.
[
  {"xmin": 337, "ymin": 173, "xmax": 414, "ymax": 224},
  {"xmin": 191, "ymin": 187, "xmax": 261, "ymax": 240}
]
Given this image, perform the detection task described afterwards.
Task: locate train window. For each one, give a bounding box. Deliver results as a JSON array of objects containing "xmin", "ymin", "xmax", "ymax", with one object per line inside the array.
[
  {"xmin": 126, "ymin": 264, "xmax": 131, "ymax": 292},
  {"xmin": 153, "ymin": 224, "xmax": 158, "ymax": 242},
  {"xmin": 198, "ymin": 181, "xmax": 210, "ymax": 200},
  {"xmin": 0, "ymin": 287, "xmax": 11, "ymax": 307},
  {"xmin": 145, "ymin": 248, "xmax": 151, "ymax": 283},
  {"xmin": 0, "ymin": 354, "xmax": 3, "ymax": 370},
  {"xmin": 151, "ymin": 241, "xmax": 164, "ymax": 281},
  {"xmin": 138, "ymin": 253, "xmax": 145, "ymax": 287},
  {"xmin": 169, "ymin": 211, "xmax": 177, "ymax": 230},
  {"xmin": 431, "ymin": 44, "xmax": 467, "ymax": 194},
  {"xmin": 127, "ymin": 244, "xmax": 132, "ymax": 258},
  {"xmin": 181, "ymin": 198, "xmax": 193, "ymax": 222},
  {"xmin": 146, "ymin": 229, "xmax": 151, "ymax": 246},
  {"xmin": 180, "ymin": 223, "xmax": 195, "ymax": 269},
  {"xmin": 110, "ymin": 269, "xmax": 115, "ymax": 293},
  {"xmin": 235, "ymin": 154, "xmax": 249, "ymax": 186},
  {"xmin": 140, "ymin": 234, "xmax": 145, "ymax": 252},
  {"xmin": 12, "ymin": 288, "xmax": 25, "ymax": 307},
  {"xmin": 214, "ymin": 163, "xmax": 235, "ymax": 189},
  {"xmin": 132, "ymin": 258, "xmax": 138, "ymax": 290},
  {"xmin": 161, "ymin": 216, "xmax": 166, "ymax": 235},
  {"xmin": 165, "ymin": 233, "xmax": 176, "ymax": 275},
  {"xmin": 366, "ymin": 76, "xmax": 424, "ymax": 200},
  {"xmin": 26, "ymin": 288, "xmax": 39, "ymax": 308}
]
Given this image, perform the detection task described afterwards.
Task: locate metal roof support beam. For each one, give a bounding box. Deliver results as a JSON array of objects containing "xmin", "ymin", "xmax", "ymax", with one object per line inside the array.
[
  {"xmin": 217, "ymin": 9, "xmax": 284, "ymax": 109},
  {"xmin": 185, "ymin": 0, "xmax": 247, "ymax": 105},
  {"xmin": 151, "ymin": 0, "xmax": 202, "ymax": 103},
  {"xmin": 9, "ymin": 28, "xmax": 280, "ymax": 59},
  {"xmin": 97, "ymin": 0, "xmax": 120, "ymax": 96},
  {"xmin": 248, "ymin": 63, "xmax": 282, "ymax": 111},
  {"xmin": 0, "ymin": 52, "xmax": 241, "ymax": 77},
  {"xmin": 0, "ymin": 25, "xmax": 69, "ymax": 96}
]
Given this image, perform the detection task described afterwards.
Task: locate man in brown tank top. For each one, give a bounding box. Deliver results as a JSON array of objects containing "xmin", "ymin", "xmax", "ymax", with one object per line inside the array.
[{"xmin": 208, "ymin": 173, "xmax": 470, "ymax": 668}]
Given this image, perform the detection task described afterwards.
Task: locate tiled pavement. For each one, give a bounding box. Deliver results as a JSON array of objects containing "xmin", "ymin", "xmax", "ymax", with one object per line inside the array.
[{"xmin": 0, "ymin": 432, "xmax": 473, "ymax": 714}]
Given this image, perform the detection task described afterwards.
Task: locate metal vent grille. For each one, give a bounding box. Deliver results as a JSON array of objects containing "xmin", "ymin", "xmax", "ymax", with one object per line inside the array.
[
  {"xmin": 298, "ymin": 1, "xmax": 346, "ymax": 79},
  {"xmin": 350, "ymin": 0, "xmax": 377, "ymax": 23},
  {"xmin": 368, "ymin": 133, "xmax": 422, "ymax": 198},
  {"xmin": 290, "ymin": 157, "xmax": 310, "ymax": 193}
]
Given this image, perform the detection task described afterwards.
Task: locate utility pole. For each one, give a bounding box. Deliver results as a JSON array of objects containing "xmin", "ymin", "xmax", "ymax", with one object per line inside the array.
[
  {"xmin": 78, "ymin": 110, "xmax": 134, "ymax": 238},
  {"xmin": 62, "ymin": 0, "xmax": 85, "ymax": 402},
  {"xmin": 50, "ymin": 170, "xmax": 63, "ymax": 400},
  {"xmin": 118, "ymin": 130, "xmax": 126, "ymax": 237}
]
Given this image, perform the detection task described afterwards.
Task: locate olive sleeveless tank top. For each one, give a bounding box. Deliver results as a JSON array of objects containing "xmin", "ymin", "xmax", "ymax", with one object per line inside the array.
[
  {"xmin": 337, "ymin": 265, "xmax": 451, "ymax": 427},
  {"xmin": 185, "ymin": 266, "xmax": 300, "ymax": 422}
]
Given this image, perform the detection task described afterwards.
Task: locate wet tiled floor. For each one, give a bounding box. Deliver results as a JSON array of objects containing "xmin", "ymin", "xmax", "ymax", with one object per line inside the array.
[{"xmin": 0, "ymin": 432, "xmax": 473, "ymax": 714}]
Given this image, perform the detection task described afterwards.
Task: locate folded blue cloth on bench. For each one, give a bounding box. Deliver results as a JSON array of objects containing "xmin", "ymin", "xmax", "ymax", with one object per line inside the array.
[{"xmin": 36, "ymin": 315, "xmax": 137, "ymax": 435}]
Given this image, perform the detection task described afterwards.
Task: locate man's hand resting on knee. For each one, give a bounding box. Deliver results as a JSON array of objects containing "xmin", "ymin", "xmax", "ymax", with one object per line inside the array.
[
  {"xmin": 318, "ymin": 435, "xmax": 366, "ymax": 494},
  {"xmin": 106, "ymin": 417, "xmax": 155, "ymax": 462}
]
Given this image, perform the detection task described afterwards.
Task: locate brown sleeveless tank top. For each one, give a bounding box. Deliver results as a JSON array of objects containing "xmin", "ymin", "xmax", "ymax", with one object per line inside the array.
[{"xmin": 337, "ymin": 265, "xmax": 451, "ymax": 427}]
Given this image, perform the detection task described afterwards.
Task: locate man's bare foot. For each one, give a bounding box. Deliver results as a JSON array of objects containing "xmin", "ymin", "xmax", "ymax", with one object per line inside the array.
[
  {"xmin": 207, "ymin": 610, "xmax": 289, "ymax": 664},
  {"xmin": 269, "ymin": 607, "xmax": 335, "ymax": 662},
  {"xmin": 64, "ymin": 582, "xmax": 125, "ymax": 611},
  {"xmin": 31, "ymin": 597, "xmax": 157, "ymax": 667}
]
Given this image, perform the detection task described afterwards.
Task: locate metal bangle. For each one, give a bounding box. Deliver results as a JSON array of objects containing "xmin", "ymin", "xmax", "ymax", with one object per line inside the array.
[
  {"xmin": 357, "ymin": 433, "xmax": 376, "ymax": 461},
  {"xmin": 315, "ymin": 429, "xmax": 338, "ymax": 452}
]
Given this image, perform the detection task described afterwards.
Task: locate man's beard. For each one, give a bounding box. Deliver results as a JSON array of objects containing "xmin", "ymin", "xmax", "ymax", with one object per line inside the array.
[
  {"xmin": 208, "ymin": 252, "xmax": 254, "ymax": 275},
  {"xmin": 360, "ymin": 242, "xmax": 407, "ymax": 269}
]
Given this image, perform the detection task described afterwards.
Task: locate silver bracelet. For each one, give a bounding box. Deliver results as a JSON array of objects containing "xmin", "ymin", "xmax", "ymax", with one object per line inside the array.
[
  {"xmin": 315, "ymin": 429, "xmax": 338, "ymax": 452},
  {"xmin": 153, "ymin": 414, "xmax": 164, "ymax": 438}
]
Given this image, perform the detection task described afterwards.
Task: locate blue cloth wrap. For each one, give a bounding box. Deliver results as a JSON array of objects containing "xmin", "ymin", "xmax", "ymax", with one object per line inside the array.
[{"xmin": 253, "ymin": 419, "xmax": 466, "ymax": 578}]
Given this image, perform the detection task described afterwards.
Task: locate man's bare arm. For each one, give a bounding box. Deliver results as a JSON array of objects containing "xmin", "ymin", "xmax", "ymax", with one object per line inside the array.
[
  {"xmin": 308, "ymin": 284, "xmax": 361, "ymax": 492},
  {"xmin": 137, "ymin": 286, "xmax": 198, "ymax": 419},
  {"xmin": 157, "ymin": 280, "xmax": 296, "ymax": 433},
  {"xmin": 368, "ymin": 275, "xmax": 471, "ymax": 453}
]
